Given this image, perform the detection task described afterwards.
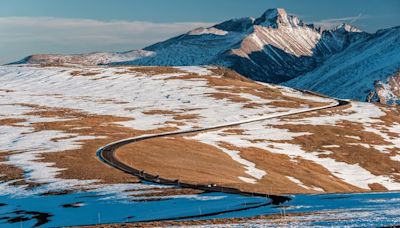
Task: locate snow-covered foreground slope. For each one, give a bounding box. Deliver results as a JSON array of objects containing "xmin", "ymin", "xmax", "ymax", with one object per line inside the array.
[
  {"xmin": 1, "ymin": 64, "xmax": 399, "ymax": 195},
  {"xmin": 0, "ymin": 65, "xmax": 333, "ymax": 195},
  {"xmin": 177, "ymin": 102, "xmax": 400, "ymax": 192},
  {"xmin": 0, "ymin": 65, "xmax": 399, "ymax": 226},
  {"xmin": 285, "ymin": 26, "xmax": 400, "ymax": 104},
  {"xmin": 116, "ymin": 98, "xmax": 400, "ymax": 194}
]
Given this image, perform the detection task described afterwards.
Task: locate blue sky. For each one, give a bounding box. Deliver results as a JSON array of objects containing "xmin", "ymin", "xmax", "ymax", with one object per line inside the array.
[{"xmin": 1, "ymin": 0, "xmax": 399, "ymax": 64}]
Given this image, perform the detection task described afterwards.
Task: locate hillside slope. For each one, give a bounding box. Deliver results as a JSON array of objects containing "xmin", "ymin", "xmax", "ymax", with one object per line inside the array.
[
  {"xmin": 285, "ymin": 26, "xmax": 400, "ymax": 104},
  {"xmin": 1, "ymin": 65, "xmax": 399, "ymax": 195},
  {"xmin": 11, "ymin": 8, "xmax": 367, "ymax": 84},
  {"xmin": 119, "ymin": 8, "xmax": 367, "ymax": 83}
]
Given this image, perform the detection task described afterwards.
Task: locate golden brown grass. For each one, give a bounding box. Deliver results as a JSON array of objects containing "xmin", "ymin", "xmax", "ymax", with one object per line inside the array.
[
  {"xmin": 3, "ymin": 104, "xmax": 178, "ymax": 185},
  {"xmin": 0, "ymin": 116, "xmax": 36, "ymax": 187},
  {"xmin": 0, "ymin": 118, "xmax": 26, "ymax": 126},
  {"xmin": 115, "ymin": 134, "xmax": 362, "ymax": 195},
  {"xmin": 272, "ymin": 112, "xmax": 400, "ymax": 185},
  {"xmin": 116, "ymin": 137, "xmax": 249, "ymax": 185},
  {"xmin": 115, "ymin": 103, "xmax": 400, "ymax": 194},
  {"xmin": 0, "ymin": 152, "xmax": 25, "ymax": 184},
  {"xmin": 127, "ymin": 66, "xmax": 184, "ymax": 75},
  {"xmin": 70, "ymin": 71, "xmax": 100, "ymax": 76}
]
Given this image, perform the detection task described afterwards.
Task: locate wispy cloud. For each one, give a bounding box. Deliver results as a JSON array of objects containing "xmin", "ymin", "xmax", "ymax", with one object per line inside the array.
[
  {"xmin": 0, "ymin": 17, "xmax": 214, "ymax": 63},
  {"xmin": 313, "ymin": 14, "xmax": 369, "ymax": 30}
]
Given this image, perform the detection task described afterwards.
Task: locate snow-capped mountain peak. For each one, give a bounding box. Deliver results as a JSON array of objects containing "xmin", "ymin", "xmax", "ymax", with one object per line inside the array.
[{"xmin": 254, "ymin": 8, "xmax": 303, "ymax": 28}]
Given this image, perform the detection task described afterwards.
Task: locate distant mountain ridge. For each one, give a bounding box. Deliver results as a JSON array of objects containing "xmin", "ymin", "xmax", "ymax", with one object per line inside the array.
[
  {"xmin": 10, "ymin": 8, "xmax": 400, "ymax": 104},
  {"xmin": 10, "ymin": 50, "xmax": 154, "ymax": 66},
  {"xmin": 13, "ymin": 8, "xmax": 367, "ymax": 83},
  {"xmin": 120, "ymin": 8, "xmax": 369, "ymax": 83}
]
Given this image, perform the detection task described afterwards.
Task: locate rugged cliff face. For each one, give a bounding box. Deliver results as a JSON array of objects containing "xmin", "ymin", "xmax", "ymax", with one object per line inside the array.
[{"xmin": 367, "ymin": 70, "xmax": 400, "ymax": 105}]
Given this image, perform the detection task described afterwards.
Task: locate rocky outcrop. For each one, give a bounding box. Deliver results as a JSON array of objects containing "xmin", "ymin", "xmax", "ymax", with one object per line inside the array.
[{"xmin": 368, "ymin": 71, "xmax": 400, "ymax": 105}]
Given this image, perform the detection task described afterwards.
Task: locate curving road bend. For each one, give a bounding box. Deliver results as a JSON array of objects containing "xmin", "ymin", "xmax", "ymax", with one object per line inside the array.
[{"xmin": 97, "ymin": 91, "xmax": 350, "ymax": 221}]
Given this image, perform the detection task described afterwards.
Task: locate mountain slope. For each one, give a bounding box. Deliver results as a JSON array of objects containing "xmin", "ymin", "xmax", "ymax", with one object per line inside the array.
[
  {"xmin": 285, "ymin": 26, "xmax": 400, "ymax": 104},
  {"xmin": 10, "ymin": 7, "xmax": 399, "ymax": 101},
  {"xmin": 11, "ymin": 8, "xmax": 369, "ymax": 84},
  {"xmin": 118, "ymin": 8, "xmax": 367, "ymax": 83}
]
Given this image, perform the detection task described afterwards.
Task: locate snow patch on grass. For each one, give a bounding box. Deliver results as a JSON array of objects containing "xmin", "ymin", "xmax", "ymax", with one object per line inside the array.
[{"xmin": 190, "ymin": 133, "xmax": 267, "ymax": 183}]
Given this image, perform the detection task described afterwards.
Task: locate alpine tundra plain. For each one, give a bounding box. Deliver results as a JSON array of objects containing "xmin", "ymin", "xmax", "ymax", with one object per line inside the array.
[{"xmin": 1, "ymin": 1, "xmax": 400, "ymax": 227}]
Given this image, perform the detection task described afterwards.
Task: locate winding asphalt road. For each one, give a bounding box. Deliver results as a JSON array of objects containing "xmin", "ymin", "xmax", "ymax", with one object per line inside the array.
[{"xmin": 97, "ymin": 90, "xmax": 349, "ymax": 205}]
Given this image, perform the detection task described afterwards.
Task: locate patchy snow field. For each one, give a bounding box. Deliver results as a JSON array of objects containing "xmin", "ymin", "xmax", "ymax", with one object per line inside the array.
[
  {"xmin": 0, "ymin": 65, "xmax": 331, "ymax": 131},
  {"xmin": 0, "ymin": 65, "xmax": 333, "ymax": 198},
  {"xmin": 1, "ymin": 64, "xmax": 399, "ymax": 226},
  {"xmin": 185, "ymin": 101, "xmax": 400, "ymax": 192}
]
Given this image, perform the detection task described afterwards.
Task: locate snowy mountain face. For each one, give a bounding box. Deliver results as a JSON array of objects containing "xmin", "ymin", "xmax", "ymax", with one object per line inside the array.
[
  {"xmin": 9, "ymin": 7, "xmax": 399, "ymax": 104},
  {"xmin": 114, "ymin": 8, "xmax": 368, "ymax": 83},
  {"xmin": 285, "ymin": 26, "xmax": 400, "ymax": 104},
  {"xmin": 11, "ymin": 50, "xmax": 154, "ymax": 66},
  {"xmin": 11, "ymin": 8, "xmax": 369, "ymax": 83}
]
